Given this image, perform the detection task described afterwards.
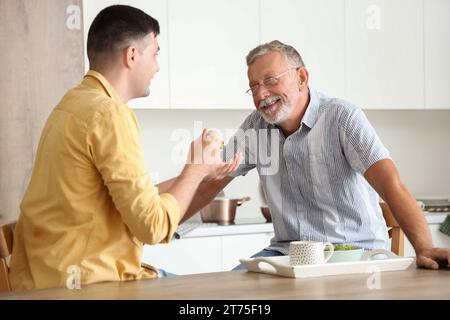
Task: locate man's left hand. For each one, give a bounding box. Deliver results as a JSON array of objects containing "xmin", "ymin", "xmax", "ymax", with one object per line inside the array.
[{"xmin": 415, "ymin": 247, "xmax": 450, "ymax": 269}]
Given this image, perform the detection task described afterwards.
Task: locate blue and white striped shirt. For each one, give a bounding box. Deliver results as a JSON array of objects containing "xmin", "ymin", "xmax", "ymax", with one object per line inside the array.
[{"xmin": 225, "ymin": 87, "xmax": 390, "ymax": 254}]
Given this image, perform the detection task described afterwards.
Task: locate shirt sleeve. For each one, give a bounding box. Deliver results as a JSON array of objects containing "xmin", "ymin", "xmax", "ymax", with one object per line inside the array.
[
  {"xmin": 222, "ymin": 113, "xmax": 257, "ymax": 177},
  {"xmin": 87, "ymin": 106, "xmax": 180, "ymax": 245},
  {"xmin": 339, "ymin": 107, "xmax": 391, "ymax": 175}
]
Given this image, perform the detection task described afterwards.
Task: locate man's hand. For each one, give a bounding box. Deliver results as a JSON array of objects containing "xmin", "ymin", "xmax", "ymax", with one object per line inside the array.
[
  {"xmin": 416, "ymin": 247, "xmax": 450, "ymax": 269},
  {"xmin": 202, "ymin": 153, "xmax": 242, "ymax": 181},
  {"xmin": 187, "ymin": 129, "xmax": 242, "ymax": 181}
]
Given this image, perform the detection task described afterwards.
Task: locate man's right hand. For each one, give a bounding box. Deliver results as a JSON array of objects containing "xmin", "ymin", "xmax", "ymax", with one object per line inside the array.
[{"xmin": 187, "ymin": 129, "xmax": 242, "ymax": 181}]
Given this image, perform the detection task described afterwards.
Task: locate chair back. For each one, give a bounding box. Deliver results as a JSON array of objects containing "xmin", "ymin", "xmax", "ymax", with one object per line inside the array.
[
  {"xmin": 380, "ymin": 202, "xmax": 404, "ymax": 256},
  {"xmin": 0, "ymin": 221, "xmax": 16, "ymax": 291}
]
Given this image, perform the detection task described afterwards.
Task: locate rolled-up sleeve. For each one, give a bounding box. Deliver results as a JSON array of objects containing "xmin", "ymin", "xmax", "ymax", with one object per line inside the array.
[
  {"xmin": 339, "ymin": 107, "xmax": 391, "ymax": 175},
  {"xmin": 87, "ymin": 106, "xmax": 180, "ymax": 244}
]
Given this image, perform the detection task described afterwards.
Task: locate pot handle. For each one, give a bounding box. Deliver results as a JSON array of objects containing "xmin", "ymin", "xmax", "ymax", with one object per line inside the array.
[{"xmin": 236, "ymin": 196, "xmax": 251, "ymax": 206}]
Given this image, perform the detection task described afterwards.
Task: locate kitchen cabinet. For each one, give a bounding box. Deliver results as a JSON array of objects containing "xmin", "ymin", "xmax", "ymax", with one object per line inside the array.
[
  {"xmin": 80, "ymin": 0, "xmax": 449, "ymax": 110},
  {"xmin": 424, "ymin": 0, "xmax": 450, "ymax": 109},
  {"xmin": 142, "ymin": 232, "xmax": 274, "ymax": 274},
  {"xmin": 143, "ymin": 237, "xmax": 222, "ymax": 274},
  {"xmin": 168, "ymin": 0, "xmax": 259, "ymax": 109},
  {"xmin": 260, "ymin": 0, "xmax": 345, "ymax": 99},
  {"xmin": 82, "ymin": 0, "xmax": 170, "ymax": 108},
  {"xmin": 345, "ymin": 0, "xmax": 424, "ymax": 109},
  {"xmin": 221, "ymin": 233, "xmax": 273, "ymax": 270}
]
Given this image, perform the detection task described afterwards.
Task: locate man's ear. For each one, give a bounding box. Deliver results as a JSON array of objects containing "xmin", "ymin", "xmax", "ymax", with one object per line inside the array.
[
  {"xmin": 297, "ymin": 67, "xmax": 309, "ymax": 90},
  {"xmin": 124, "ymin": 46, "xmax": 138, "ymax": 69}
]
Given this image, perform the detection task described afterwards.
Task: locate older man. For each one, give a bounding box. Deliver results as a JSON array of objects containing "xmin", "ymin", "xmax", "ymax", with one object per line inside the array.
[{"xmin": 180, "ymin": 40, "xmax": 450, "ymax": 270}]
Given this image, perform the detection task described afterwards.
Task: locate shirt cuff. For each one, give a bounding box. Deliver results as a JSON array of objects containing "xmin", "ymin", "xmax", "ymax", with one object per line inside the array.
[{"xmin": 159, "ymin": 193, "xmax": 181, "ymax": 243}]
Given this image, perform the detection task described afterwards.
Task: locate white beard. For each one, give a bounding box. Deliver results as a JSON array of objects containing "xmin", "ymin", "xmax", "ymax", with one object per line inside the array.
[{"xmin": 260, "ymin": 99, "xmax": 294, "ymax": 124}]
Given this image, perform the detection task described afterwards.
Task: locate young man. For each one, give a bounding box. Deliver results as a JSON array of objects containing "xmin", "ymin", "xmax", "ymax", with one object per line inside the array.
[
  {"xmin": 180, "ymin": 40, "xmax": 450, "ymax": 270},
  {"xmin": 9, "ymin": 5, "xmax": 240, "ymax": 290}
]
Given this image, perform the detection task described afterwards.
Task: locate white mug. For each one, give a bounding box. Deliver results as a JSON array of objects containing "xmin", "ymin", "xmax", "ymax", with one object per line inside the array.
[{"xmin": 289, "ymin": 241, "xmax": 334, "ymax": 266}]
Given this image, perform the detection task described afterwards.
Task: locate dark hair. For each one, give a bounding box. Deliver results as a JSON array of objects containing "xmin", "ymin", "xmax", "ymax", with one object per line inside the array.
[{"xmin": 87, "ymin": 5, "xmax": 160, "ymax": 62}]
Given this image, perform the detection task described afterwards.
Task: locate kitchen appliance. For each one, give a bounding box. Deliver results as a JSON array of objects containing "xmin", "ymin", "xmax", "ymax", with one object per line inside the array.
[{"xmin": 200, "ymin": 196, "xmax": 251, "ymax": 225}]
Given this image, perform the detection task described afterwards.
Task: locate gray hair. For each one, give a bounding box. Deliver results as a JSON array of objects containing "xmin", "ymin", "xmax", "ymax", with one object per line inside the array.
[{"xmin": 246, "ymin": 40, "xmax": 305, "ymax": 68}]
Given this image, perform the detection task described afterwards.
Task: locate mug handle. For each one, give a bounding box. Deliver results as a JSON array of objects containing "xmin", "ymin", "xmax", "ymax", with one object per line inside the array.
[{"xmin": 323, "ymin": 242, "xmax": 334, "ymax": 262}]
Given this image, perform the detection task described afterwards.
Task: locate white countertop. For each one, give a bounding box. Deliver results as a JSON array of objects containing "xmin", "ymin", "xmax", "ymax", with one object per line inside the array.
[{"xmin": 175, "ymin": 217, "xmax": 274, "ymax": 239}]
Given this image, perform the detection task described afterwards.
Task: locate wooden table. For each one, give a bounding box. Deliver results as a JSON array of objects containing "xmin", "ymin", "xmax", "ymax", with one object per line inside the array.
[{"xmin": 1, "ymin": 265, "xmax": 449, "ymax": 300}]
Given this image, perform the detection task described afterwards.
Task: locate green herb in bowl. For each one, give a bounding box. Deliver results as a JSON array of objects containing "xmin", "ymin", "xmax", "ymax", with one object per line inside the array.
[
  {"xmin": 324, "ymin": 244, "xmax": 357, "ymax": 251},
  {"xmin": 334, "ymin": 244, "xmax": 357, "ymax": 251},
  {"xmin": 325, "ymin": 244, "xmax": 364, "ymax": 263}
]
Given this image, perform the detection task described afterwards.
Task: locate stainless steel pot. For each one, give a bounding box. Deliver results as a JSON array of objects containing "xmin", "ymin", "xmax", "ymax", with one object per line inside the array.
[{"xmin": 200, "ymin": 196, "xmax": 251, "ymax": 225}]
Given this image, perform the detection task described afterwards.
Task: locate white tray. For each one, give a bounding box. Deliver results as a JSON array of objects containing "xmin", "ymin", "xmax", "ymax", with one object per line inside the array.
[{"xmin": 239, "ymin": 249, "xmax": 414, "ymax": 278}]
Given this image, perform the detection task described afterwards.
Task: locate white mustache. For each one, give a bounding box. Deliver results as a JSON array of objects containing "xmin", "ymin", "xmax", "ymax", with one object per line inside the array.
[{"xmin": 259, "ymin": 96, "xmax": 282, "ymax": 109}]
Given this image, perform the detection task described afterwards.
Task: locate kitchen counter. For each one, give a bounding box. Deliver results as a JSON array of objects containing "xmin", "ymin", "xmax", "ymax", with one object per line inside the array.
[
  {"xmin": 176, "ymin": 217, "xmax": 274, "ymax": 239},
  {"xmin": 1, "ymin": 263, "xmax": 449, "ymax": 300}
]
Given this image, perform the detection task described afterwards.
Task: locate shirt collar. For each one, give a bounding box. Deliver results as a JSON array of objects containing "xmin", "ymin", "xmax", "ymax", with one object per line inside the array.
[
  {"xmin": 84, "ymin": 70, "xmax": 122, "ymax": 103},
  {"xmin": 301, "ymin": 86, "xmax": 320, "ymax": 129}
]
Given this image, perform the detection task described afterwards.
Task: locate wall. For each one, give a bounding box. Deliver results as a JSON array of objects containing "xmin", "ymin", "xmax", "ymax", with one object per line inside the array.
[
  {"xmin": 134, "ymin": 108, "xmax": 450, "ymax": 220},
  {"xmin": 365, "ymin": 110, "xmax": 450, "ymax": 198},
  {"xmin": 0, "ymin": 0, "xmax": 84, "ymax": 222}
]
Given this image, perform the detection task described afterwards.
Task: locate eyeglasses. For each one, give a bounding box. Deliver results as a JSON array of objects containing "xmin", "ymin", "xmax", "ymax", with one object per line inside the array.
[{"xmin": 245, "ymin": 67, "xmax": 298, "ymax": 96}]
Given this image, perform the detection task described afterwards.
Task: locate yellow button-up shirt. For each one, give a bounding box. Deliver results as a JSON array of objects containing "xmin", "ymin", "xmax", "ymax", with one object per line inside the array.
[{"xmin": 10, "ymin": 71, "xmax": 180, "ymax": 290}]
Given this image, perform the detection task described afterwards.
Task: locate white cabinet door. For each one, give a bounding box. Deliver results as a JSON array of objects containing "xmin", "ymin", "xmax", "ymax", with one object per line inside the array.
[
  {"xmin": 261, "ymin": 0, "xmax": 345, "ymax": 99},
  {"xmin": 142, "ymin": 233, "xmax": 274, "ymax": 274},
  {"xmin": 142, "ymin": 237, "xmax": 222, "ymax": 275},
  {"xmin": 83, "ymin": 0, "xmax": 170, "ymax": 108},
  {"xmin": 424, "ymin": 0, "xmax": 450, "ymax": 109},
  {"xmin": 345, "ymin": 0, "xmax": 424, "ymax": 109},
  {"xmin": 168, "ymin": 0, "xmax": 259, "ymax": 109},
  {"xmin": 221, "ymin": 233, "xmax": 274, "ymax": 271}
]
